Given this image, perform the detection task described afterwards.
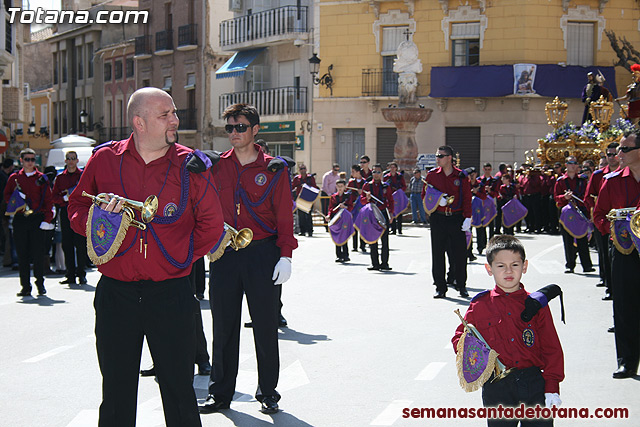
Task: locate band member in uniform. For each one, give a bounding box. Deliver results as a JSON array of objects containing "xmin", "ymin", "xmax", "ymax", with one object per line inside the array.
[
  {"xmin": 328, "ymin": 179, "xmax": 354, "ymax": 262},
  {"xmin": 423, "ymin": 146, "xmax": 472, "ymax": 298},
  {"xmin": 593, "ymin": 131, "xmax": 640, "ymax": 379},
  {"xmin": 68, "ymin": 88, "xmax": 224, "ymax": 426},
  {"xmin": 292, "ymin": 164, "xmax": 317, "ymax": 236},
  {"xmin": 360, "ymin": 155, "xmax": 373, "ymax": 182},
  {"xmin": 585, "ymin": 142, "xmax": 620, "ymax": 299},
  {"xmin": 362, "ymin": 164, "xmax": 393, "ymax": 271},
  {"xmin": 519, "ymin": 165, "xmax": 543, "ymax": 233},
  {"xmin": 52, "ymin": 150, "xmax": 87, "ymax": 285},
  {"xmin": 348, "ymin": 164, "xmax": 366, "ymax": 252},
  {"xmin": 384, "ymin": 161, "xmax": 407, "ymax": 235},
  {"xmin": 492, "ymin": 163, "xmax": 508, "ymax": 235},
  {"xmin": 554, "ymin": 156, "xmax": 594, "ymax": 274},
  {"xmin": 201, "ymin": 103, "xmax": 297, "ymax": 415},
  {"xmin": 4, "ymin": 148, "xmax": 55, "ymax": 297},
  {"xmin": 497, "ymin": 174, "xmax": 519, "ymax": 235}
]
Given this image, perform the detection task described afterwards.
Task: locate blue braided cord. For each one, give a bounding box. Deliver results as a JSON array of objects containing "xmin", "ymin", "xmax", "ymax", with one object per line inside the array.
[
  {"xmin": 151, "ymin": 154, "xmax": 191, "ymax": 225},
  {"xmin": 208, "ymin": 229, "xmax": 227, "ymax": 255},
  {"xmin": 239, "ymin": 190, "xmax": 277, "ymax": 234},
  {"xmin": 157, "ymin": 162, "xmax": 171, "ymax": 196},
  {"xmin": 147, "ymin": 222, "xmax": 194, "ymax": 269},
  {"xmin": 241, "ymin": 168, "xmax": 283, "ymax": 207}
]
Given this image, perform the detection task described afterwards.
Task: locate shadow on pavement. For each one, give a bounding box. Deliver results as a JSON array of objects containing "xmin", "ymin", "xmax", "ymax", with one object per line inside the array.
[
  {"xmin": 17, "ymin": 295, "xmax": 66, "ymax": 306},
  {"xmin": 278, "ymin": 327, "xmax": 330, "ymax": 345},
  {"xmin": 221, "ymin": 408, "xmax": 315, "ymax": 427}
]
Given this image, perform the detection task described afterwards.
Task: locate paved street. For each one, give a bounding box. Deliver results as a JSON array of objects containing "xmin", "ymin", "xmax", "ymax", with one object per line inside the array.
[{"xmin": 1, "ymin": 226, "xmax": 638, "ymax": 426}]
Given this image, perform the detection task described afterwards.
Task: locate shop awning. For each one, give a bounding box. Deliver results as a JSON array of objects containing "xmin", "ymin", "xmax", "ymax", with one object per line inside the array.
[{"xmin": 215, "ymin": 48, "xmax": 266, "ymax": 79}]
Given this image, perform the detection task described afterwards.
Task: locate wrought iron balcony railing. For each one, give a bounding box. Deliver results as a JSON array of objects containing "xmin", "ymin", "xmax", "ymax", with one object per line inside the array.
[
  {"xmin": 155, "ymin": 29, "xmax": 174, "ymax": 52},
  {"xmin": 135, "ymin": 35, "xmax": 152, "ymax": 57},
  {"xmin": 362, "ymin": 69, "xmax": 398, "ymax": 97},
  {"xmin": 178, "ymin": 24, "xmax": 198, "ymax": 48},
  {"xmin": 220, "ymin": 6, "xmax": 308, "ymax": 48},
  {"xmin": 219, "ymin": 86, "xmax": 308, "ymax": 117}
]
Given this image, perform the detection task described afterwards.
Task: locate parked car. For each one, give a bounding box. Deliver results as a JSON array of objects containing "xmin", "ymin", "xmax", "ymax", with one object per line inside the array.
[{"xmin": 46, "ymin": 134, "xmax": 96, "ymax": 173}]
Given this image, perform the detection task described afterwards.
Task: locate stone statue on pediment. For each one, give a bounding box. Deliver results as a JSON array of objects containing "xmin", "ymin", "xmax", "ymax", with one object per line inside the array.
[{"xmin": 394, "ymin": 40, "xmax": 422, "ymax": 106}]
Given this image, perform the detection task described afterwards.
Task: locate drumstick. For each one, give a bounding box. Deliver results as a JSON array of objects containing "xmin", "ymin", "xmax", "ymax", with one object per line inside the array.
[{"xmin": 364, "ymin": 190, "xmax": 384, "ymax": 205}]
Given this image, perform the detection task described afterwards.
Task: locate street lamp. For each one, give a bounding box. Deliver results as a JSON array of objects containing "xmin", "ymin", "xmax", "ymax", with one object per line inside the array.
[
  {"xmin": 27, "ymin": 121, "xmax": 49, "ymax": 138},
  {"xmin": 79, "ymin": 110, "xmax": 89, "ymax": 134},
  {"xmin": 308, "ymin": 53, "xmax": 333, "ymax": 96}
]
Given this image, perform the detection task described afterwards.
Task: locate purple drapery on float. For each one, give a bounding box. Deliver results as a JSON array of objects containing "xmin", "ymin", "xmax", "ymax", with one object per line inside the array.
[
  {"xmin": 482, "ymin": 197, "xmax": 497, "ymax": 227},
  {"xmin": 354, "ymin": 204, "xmax": 386, "ymax": 244},
  {"xmin": 329, "ymin": 208, "xmax": 355, "ymax": 246},
  {"xmin": 559, "ymin": 203, "xmax": 592, "ymax": 239},
  {"xmin": 501, "ymin": 198, "xmax": 528, "ymax": 228},
  {"xmin": 392, "ymin": 189, "xmax": 409, "ymax": 219},
  {"xmin": 471, "ymin": 197, "xmax": 484, "ymax": 228}
]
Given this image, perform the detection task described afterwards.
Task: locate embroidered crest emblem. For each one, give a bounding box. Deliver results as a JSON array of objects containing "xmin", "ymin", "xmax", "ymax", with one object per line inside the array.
[
  {"xmin": 522, "ymin": 328, "xmax": 535, "ymax": 347},
  {"xmin": 454, "ymin": 179, "xmax": 461, "ymax": 186},
  {"xmin": 255, "ymin": 173, "xmax": 267, "ymax": 186},
  {"xmin": 164, "ymin": 202, "xmax": 178, "ymax": 217}
]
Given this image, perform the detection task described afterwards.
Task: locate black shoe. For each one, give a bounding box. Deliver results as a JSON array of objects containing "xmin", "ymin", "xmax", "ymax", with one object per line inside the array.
[
  {"xmin": 195, "ymin": 293, "xmax": 205, "ymax": 300},
  {"xmin": 478, "ymin": 249, "xmax": 484, "ymax": 255},
  {"xmin": 602, "ymin": 294, "xmax": 613, "ymax": 301},
  {"xmin": 199, "ymin": 395, "xmax": 230, "ymax": 413},
  {"xmin": 596, "ymin": 282, "xmax": 606, "ymax": 287},
  {"xmin": 343, "ymin": 257, "xmax": 350, "ymax": 262},
  {"xmin": 37, "ymin": 286, "xmax": 46, "ymax": 296},
  {"xmin": 244, "ymin": 322, "xmax": 253, "ymax": 328},
  {"xmin": 433, "ymin": 291, "xmax": 447, "ymax": 299},
  {"xmin": 335, "ymin": 258, "xmax": 342, "ymax": 263},
  {"xmin": 16, "ymin": 290, "xmax": 31, "ymax": 297},
  {"xmin": 398, "ymin": 231, "xmax": 403, "ymax": 235},
  {"xmin": 459, "ymin": 290, "xmax": 469, "ymax": 298},
  {"xmin": 564, "ymin": 268, "xmax": 574, "ymax": 274},
  {"xmin": 279, "ymin": 314, "xmax": 288, "ymax": 328},
  {"xmin": 379, "ymin": 265, "xmax": 392, "ymax": 271},
  {"xmin": 260, "ymin": 396, "xmax": 279, "ymax": 414},
  {"xmin": 78, "ymin": 277, "xmax": 88, "ymax": 285},
  {"xmin": 583, "ymin": 267, "xmax": 596, "ymax": 273},
  {"xmin": 140, "ymin": 367, "xmax": 156, "ymax": 377},
  {"xmin": 197, "ymin": 362, "xmax": 212, "ymax": 376},
  {"xmin": 613, "ymin": 366, "xmax": 637, "ymax": 379},
  {"xmin": 60, "ymin": 277, "xmax": 76, "ymax": 285},
  {"xmin": 367, "ymin": 265, "xmax": 380, "ymax": 271},
  {"xmin": 468, "ymin": 254, "xmax": 477, "ymax": 261},
  {"xmin": 608, "ymin": 326, "xmax": 615, "ymax": 333}
]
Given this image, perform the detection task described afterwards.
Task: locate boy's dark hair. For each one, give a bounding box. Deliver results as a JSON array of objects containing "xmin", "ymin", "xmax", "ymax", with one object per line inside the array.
[
  {"xmin": 222, "ymin": 103, "xmax": 260, "ymax": 127},
  {"xmin": 351, "ymin": 164, "xmax": 362, "ymax": 172},
  {"xmin": 483, "ymin": 162, "xmax": 492, "ymax": 168},
  {"xmin": 336, "ymin": 179, "xmax": 346, "ymax": 185},
  {"xmin": 20, "ymin": 148, "xmax": 36, "ymax": 158},
  {"xmin": 373, "ymin": 163, "xmax": 382, "ymax": 170},
  {"xmin": 388, "ymin": 161, "xmax": 398, "ymax": 168},
  {"xmin": 438, "ymin": 145, "xmax": 454, "ymax": 156},
  {"xmin": 607, "ymin": 141, "xmax": 620, "ymax": 150},
  {"xmin": 486, "ymin": 235, "xmax": 526, "ymax": 264},
  {"xmin": 360, "ymin": 155, "xmax": 370, "ymax": 162},
  {"xmin": 413, "ymin": 168, "xmax": 421, "ymax": 174},
  {"xmin": 255, "ymin": 139, "xmax": 269, "ymax": 154},
  {"xmin": 2, "ymin": 158, "xmax": 14, "ymax": 168}
]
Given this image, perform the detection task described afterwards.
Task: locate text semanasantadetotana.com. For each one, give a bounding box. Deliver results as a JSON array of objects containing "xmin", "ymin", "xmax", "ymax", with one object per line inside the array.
[{"xmin": 402, "ymin": 405, "xmax": 629, "ymax": 420}]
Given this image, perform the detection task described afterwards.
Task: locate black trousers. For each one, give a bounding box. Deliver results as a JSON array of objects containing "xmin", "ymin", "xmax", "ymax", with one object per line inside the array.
[
  {"xmin": 297, "ymin": 210, "xmax": 313, "ymax": 235},
  {"xmin": 593, "ymin": 229, "xmax": 612, "ymax": 289},
  {"xmin": 94, "ymin": 275, "xmax": 201, "ymax": 427},
  {"xmin": 390, "ymin": 215, "xmax": 402, "ymax": 233},
  {"xmin": 209, "ymin": 239, "xmax": 281, "ymax": 403},
  {"xmin": 560, "ymin": 227, "xmax": 592, "ymax": 271},
  {"xmin": 539, "ymin": 195, "xmax": 550, "ymax": 232},
  {"xmin": 60, "ymin": 206, "xmax": 86, "ymax": 280},
  {"xmin": 522, "ymin": 194, "xmax": 542, "ymax": 232},
  {"xmin": 430, "ymin": 213, "xmax": 467, "ymax": 293},
  {"xmin": 482, "ymin": 367, "xmax": 552, "ymax": 427},
  {"xmin": 13, "ymin": 213, "xmax": 45, "ymax": 292},
  {"xmin": 611, "ymin": 248, "xmax": 640, "ymax": 372},
  {"xmin": 370, "ymin": 211, "xmax": 391, "ymax": 268},
  {"xmin": 189, "ymin": 258, "xmax": 209, "ymax": 366},
  {"xmin": 353, "ymin": 231, "xmax": 366, "ymax": 251},
  {"xmin": 476, "ymin": 225, "xmax": 488, "ymax": 252},
  {"xmin": 335, "ymin": 243, "xmax": 349, "ymax": 260}
]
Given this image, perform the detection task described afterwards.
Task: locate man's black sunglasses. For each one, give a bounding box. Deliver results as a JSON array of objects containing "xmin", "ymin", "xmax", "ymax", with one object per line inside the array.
[
  {"xmin": 225, "ymin": 123, "xmax": 252, "ymax": 134},
  {"xmin": 617, "ymin": 145, "xmax": 640, "ymax": 153},
  {"xmin": 23, "ymin": 157, "xmax": 36, "ymax": 162},
  {"xmin": 435, "ymin": 154, "xmax": 451, "ymax": 158}
]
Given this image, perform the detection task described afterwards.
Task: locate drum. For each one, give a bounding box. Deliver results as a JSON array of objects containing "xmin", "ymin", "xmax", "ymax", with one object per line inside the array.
[
  {"xmin": 371, "ymin": 203, "xmax": 387, "ymax": 228},
  {"xmin": 329, "ymin": 208, "xmax": 355, "ymax": 246},
  {"xmin": 354, "ymin": 204, "xmax": 386, "ymax": 244},
  {"xmin": 296, "ymin": 183, "xmax": 320, "ymax": 214},
  {"xmin": 328, "ymin": 208, "xmax": 344, "ymax": 228}
]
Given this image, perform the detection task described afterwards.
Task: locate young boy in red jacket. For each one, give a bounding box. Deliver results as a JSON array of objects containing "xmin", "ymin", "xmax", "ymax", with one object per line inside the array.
[{"xmin": 452, "ymin": 235, "xmax": 564, "ymax": 426}]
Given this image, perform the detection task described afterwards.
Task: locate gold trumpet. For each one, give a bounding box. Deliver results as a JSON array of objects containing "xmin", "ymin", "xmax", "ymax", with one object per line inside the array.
[
  {"xmin": 82, "ymin": 191, "xmax": 159, "ymax": 230},
  {"xmin": 223, "ymin": 223, "xmax": 253, "ymax": 250},
  {"xmin": 606, "ymin": 207, "xmax": 640, "ymax": 238}
]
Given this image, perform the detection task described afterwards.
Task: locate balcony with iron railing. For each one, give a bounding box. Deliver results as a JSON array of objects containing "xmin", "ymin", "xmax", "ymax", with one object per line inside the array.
[
  {"xmin": 135, "ymin": 35, "xmax": 152, "ymax": 59},
  {"xmin": 155, "ymin": 29, "xmax": 174, "ymax": 55},
  {"xmin": 178, "ymin": 108, "xmax": 198, "ymax": 131},
  {"xmin": 219, "ymin": 86, "xmax": 308, "ymax": 118},
  {"xmin": 362, "ymin": 69, "xmax": 399, "ymax": 97},
  {"xmin": 219, "ymin": 6, "xmax": 308, "ymax": 50},
  {"xmin": 178, "ymin": 24, "xmax": 198, "ymax": 50}
]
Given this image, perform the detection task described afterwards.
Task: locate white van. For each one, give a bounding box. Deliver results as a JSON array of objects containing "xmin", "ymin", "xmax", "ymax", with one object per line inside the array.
[{"xmin": 46, "ymin": 134, "xmax": 96, "ymax": 173}]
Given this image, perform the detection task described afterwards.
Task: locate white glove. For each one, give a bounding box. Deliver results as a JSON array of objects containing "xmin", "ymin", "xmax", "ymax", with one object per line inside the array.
[
  {"xmin": 18, "ymin": 191, "xmax": 26, "ymax": 199},
  {"xmin": 39, "ymin": 221, "xmax": 55, "ymax": 231},
  {"xmin": 272, "ymin": 257, "xmax": 292, "ymax": 285},
  {"xmin": 545, "ymin": 393, "xmax": 562, "ymax": 408},
  {"xmin": 438, "ymin": 194, "xmax": 449, "ymax": 207},
  {"xmin": 461, "ymin": 217, "xmax": 472, "ymax": 232},
  {"xmin": 63, "ymin": 194, "xmax": 69, "ymax": 202}
]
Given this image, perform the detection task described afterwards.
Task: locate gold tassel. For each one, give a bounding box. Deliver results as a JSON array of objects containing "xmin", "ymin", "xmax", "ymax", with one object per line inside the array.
[{"xmin": 206, "ymin": 231, "xmax": 233, "ymax": 262}]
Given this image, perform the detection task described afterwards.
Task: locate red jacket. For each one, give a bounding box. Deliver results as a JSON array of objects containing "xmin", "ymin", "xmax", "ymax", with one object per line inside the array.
[
  {"xmin": 553, "ymin": 174, "xmax": 587, "ymax": 209},
  {"xmin": 422, "ymin": 167, "xmax": 472, "ymax": 217},
  {"xmin": 212, "ymin": 144, "xmax": 298, "ymax": 258},
  {"xmin": 68, "ymin": 137, "xmax": 225, "ymax": 282},
  {"xmin": 383, "ymin": 172, "xmax": 407, "ymax": 192},
  {"xmin": 593, "ymin": 167, "xmax": 640, "ymax": 236},
  {"xmin": 291, "ymin": 174, "xmax": 317, "ymax": 197},
  {"xmin": 328, "ymin": 191, "xmax": 354, "ymax": 218},
  {"xmin": 584, "ymin": 166, "xmax": 616, "ymax": 216},
  {"xmin": 52, "ymin": 168, "xmax": 82, "ymax": 207},
  {"xmin": 4, "ymin": 169, "xmax": 54, "ymax": 223},
  {"xmin": 452, "ymin": 285, "xmax": 565, "ymax": 394},
  {"xmin": 361, "ymin": 180, "xmax": 394, "ymax": 213}
]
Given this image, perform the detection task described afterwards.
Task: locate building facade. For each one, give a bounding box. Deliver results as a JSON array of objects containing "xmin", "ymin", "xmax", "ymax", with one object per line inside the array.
[{"xmin": 312, "ymin": 0, "xmax": 640, "ymax": 173}]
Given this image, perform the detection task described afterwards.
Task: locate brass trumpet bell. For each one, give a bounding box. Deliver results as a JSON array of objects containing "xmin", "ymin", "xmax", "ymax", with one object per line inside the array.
[
  {"xmin": 606, "ymin": 207, "xmax": 640, "ymax": 239},
  {"xmin": 631, "ymin": 210, "xmax": 640, "ymax": 239},
  {"xmin": 224, "ymin": 223, "xmax": 253, "ymax": 250},
  {"xmin": 82, "ymin": 191, "xmax": 159, "ymax": 230}
]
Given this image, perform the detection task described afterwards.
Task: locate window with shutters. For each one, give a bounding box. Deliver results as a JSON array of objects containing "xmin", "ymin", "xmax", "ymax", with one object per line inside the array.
[
  {"xmin": 451, "ymin": 22, "xmax": 479, "ymax": 66},
  {"xmin": 566, "ymin": 21, "xmax": 594, "ymax": 66},
  {"xmin": 445, "ymin": 127, "xmax": 481, "ymax": 170},
  {"xmin": 381, "ymin": 26, "xmax": 407, "ymax": 96},
  {"xmin": 376, "ymin": 128, "xmax": 397, "ymax": 169}
]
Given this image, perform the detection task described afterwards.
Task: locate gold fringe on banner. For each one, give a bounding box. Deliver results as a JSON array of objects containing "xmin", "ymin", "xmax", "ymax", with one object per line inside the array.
[
  {"xmin": 206, "ymin": 231, "xmax": 233, "ymax": 262},
  {"xmin": 86, "ymin": 204, "xmax": 132, "ymax": 266},
  {"xmin": 456, "ymin": 326, "xmax": 499, "ymax": 393}
]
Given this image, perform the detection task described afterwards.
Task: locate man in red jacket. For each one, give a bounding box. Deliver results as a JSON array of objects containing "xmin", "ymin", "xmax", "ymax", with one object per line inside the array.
[
  {"xmin": 68, "ymin": 88, "xmax": 225, "ymax": 426},
  {"xmin": 52, "ymin": 151, "xmax": 86, "ymax": 285},
  {"xmin": 4, "ymin": 148, "xmax": 54, "ymax": 297}
]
